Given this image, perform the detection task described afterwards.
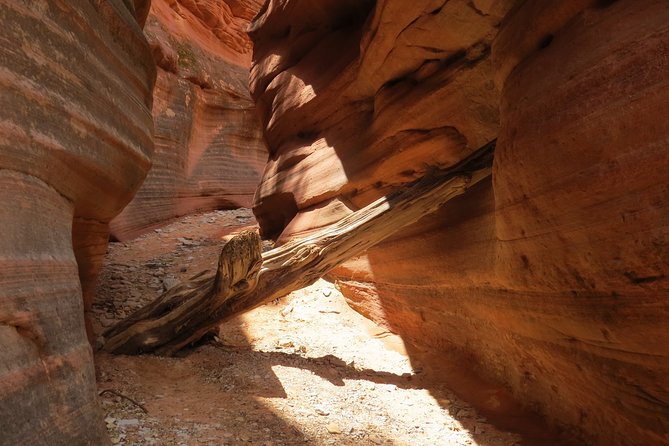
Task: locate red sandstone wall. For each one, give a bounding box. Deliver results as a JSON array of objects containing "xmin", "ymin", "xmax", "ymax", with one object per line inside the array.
[
  {"xmin": 110, "ymin": 0, "xmax": 267, "ymax": 240},
  {"xmin": 249, "ymin": 1, "xmax": 669, "ymax": 444},
  {"xmin": 0, "ymin": 1, "xmax": 155, "ymax": 443}
]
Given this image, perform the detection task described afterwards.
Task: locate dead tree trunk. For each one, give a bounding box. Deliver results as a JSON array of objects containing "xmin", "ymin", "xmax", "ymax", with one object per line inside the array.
[{"xmin": 100, "ymin": 144, "xmax": 495, "ymax": 356}]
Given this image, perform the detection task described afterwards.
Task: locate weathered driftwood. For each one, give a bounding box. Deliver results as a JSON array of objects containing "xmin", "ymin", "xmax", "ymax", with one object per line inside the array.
[{"xmin": 101, "ymin": 144, "xmax": 495, "ymax": 356}]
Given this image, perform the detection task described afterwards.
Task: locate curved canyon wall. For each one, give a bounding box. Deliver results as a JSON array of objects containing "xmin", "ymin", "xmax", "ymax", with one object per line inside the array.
[
  {"xmin": 0, "ymin": 1, "xmax": 155, "ymax": 444},
  {"xmin": 249, "ymin": 1, "xmax": 669, "ymax": 444},
  {"xmin": 110, "ymin": 0, "xmax": 267, "ymax": 240}
]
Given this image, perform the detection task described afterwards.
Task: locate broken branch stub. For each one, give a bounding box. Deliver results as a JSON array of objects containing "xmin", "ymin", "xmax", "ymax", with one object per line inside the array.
[{"xmin": 101, "ymin": 143, "xmax": 495, "ymax": 356}]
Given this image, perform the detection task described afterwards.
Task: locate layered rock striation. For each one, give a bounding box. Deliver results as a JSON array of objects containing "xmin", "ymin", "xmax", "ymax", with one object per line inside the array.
[
  {"xmin": 110, "ymin": 0, "xmax": 267, "ymax": 240},
  {"xmin": 0, "ymin": 1, "xmax": 155, "ymax": 443},
  {"xmin": 249, "ymin": 1, "xmax": 669, "ymax": 444}
]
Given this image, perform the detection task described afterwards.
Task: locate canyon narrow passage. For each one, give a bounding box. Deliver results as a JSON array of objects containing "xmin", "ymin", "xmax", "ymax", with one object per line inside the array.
[
  {"xmin": 1, "ymin": 1, "xmax": 666, "ymax": 445},
  {"xmin": 92, "ymin": 210, "xmax": 561, "ymax": 446}
]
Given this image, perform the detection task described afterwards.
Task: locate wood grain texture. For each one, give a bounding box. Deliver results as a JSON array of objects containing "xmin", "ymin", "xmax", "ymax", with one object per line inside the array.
[{"xmin": 101, "ymin": 148, "xmax": 493, "ymax": 356}]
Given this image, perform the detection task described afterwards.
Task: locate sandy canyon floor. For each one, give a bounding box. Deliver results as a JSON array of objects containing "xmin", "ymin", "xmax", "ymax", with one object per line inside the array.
[{"xmin": 91, "ymin": 209, "xmax": 529, "ymax": 446}]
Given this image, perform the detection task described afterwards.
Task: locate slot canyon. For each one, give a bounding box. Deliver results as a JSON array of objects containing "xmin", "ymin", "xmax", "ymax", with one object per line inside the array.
[{"xmin": 0, "ymin": 0, "xmax": 667, "ymax": 445}]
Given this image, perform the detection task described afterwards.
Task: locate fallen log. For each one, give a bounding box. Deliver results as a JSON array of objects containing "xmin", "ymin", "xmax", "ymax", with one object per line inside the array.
[{"xmin": 100, "ymin": 143, "xmax": 495, "ymax": 356}]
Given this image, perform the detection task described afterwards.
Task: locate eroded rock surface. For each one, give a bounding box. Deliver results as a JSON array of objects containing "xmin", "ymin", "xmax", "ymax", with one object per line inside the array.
[
  {"xmin": 0, "ymin": 1, "xmax": 155, "ymax": 444},
  {"xmin": 110, "ymin": 0, "xmax": 268, "ymax": 240},
  {"xmin": 92, "ymin": 209, "xmax": 524, "ymax": 445},
  {"xmin": 250, "ymin": 1, "xmax": 669, "ymax": 444}
]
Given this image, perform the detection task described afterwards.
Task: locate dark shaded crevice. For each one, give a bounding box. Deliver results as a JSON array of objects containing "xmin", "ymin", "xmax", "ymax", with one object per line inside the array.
[
  {"xmin": 538, "ymin": 34, "xmax": 554, "ymax": 50},
  {"xmin": 595, "ymin": 0, "xmax": 619, "ymax": 8},
  {"xmin": 253, "ymin": 192, "xmax": 299, "ymax": 239},
  {"xmin": 624, "ymin": 272, "xmax": 665, "ymax": 285}
]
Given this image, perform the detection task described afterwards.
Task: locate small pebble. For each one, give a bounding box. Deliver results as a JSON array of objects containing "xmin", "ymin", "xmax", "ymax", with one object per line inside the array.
[
  {"xmin": 326, "ymin": 423, "xmax": 342, "ymax": 434},
  {"xmin": 117, "ymin": 419, "xmax": 140, "ymax": 427}
]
